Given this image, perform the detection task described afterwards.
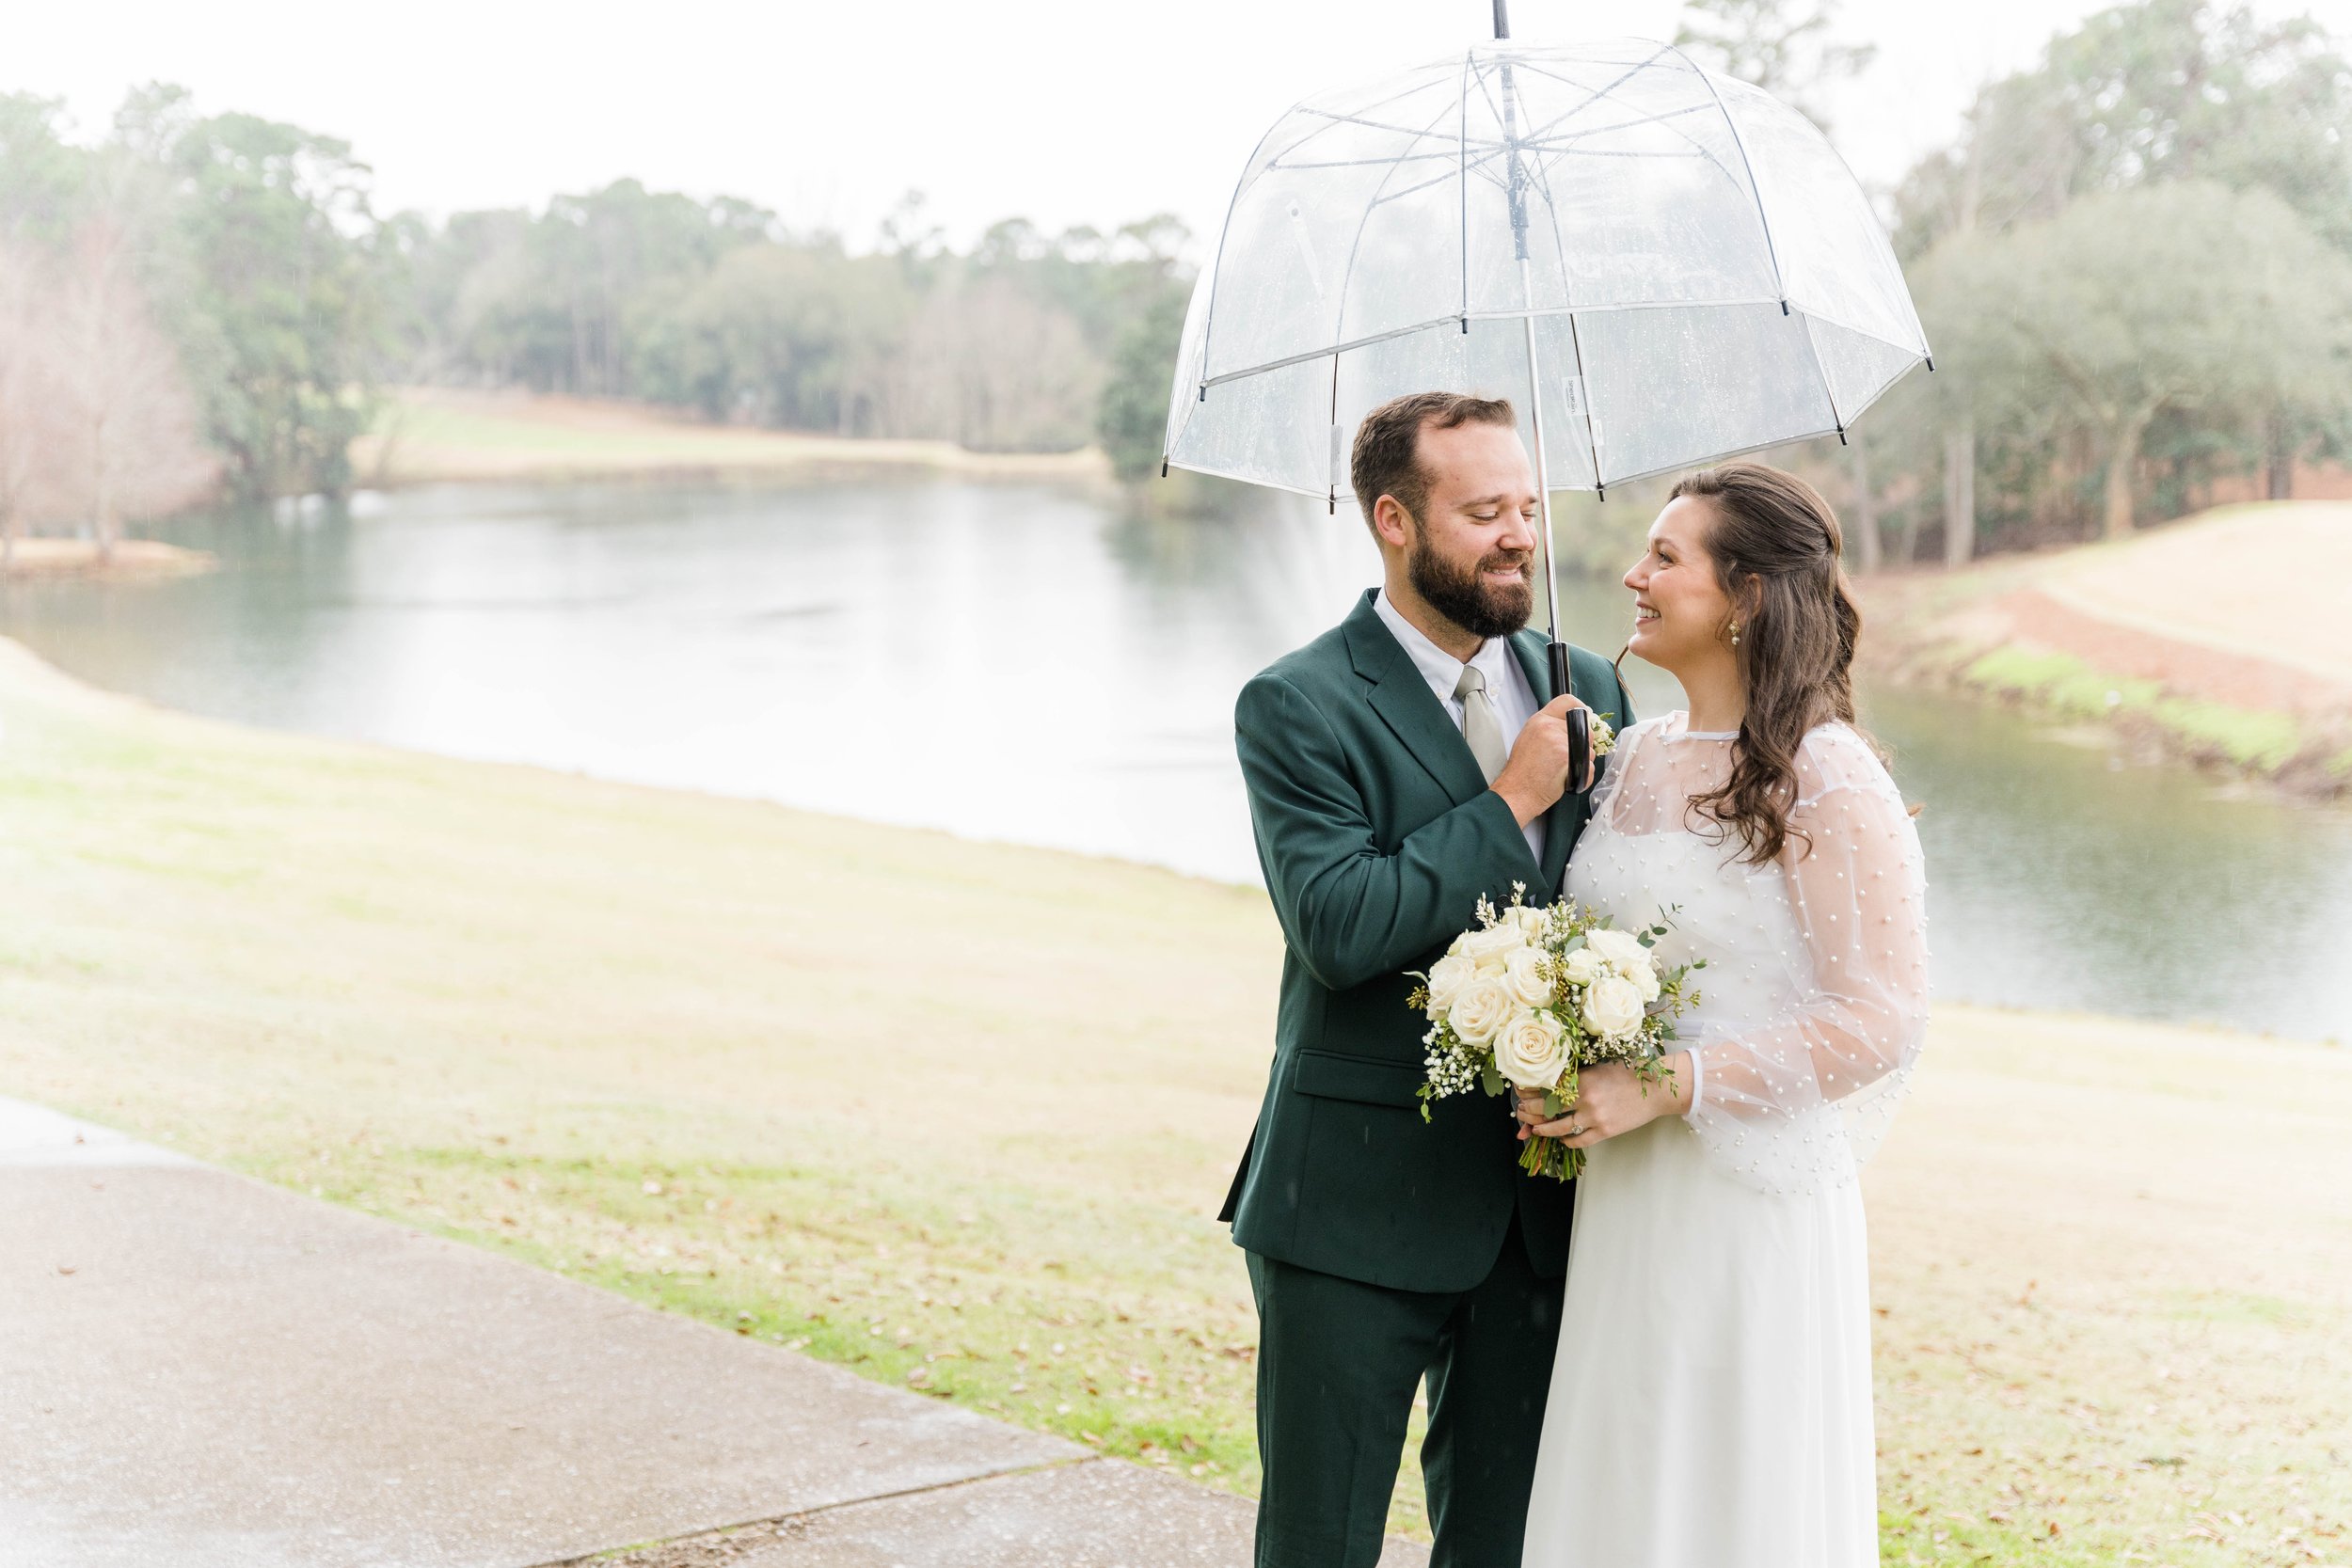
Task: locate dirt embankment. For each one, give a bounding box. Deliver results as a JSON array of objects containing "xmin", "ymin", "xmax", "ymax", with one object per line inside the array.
[{"xmin": 1862, "ymin": 502, "xmax": 2352, "ymax": 798}]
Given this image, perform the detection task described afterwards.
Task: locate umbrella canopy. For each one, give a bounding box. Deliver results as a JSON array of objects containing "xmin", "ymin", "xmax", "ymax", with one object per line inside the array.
[{"xmin": 1163, "ymin": 37, "xmax": 1930, "ymax": 505}]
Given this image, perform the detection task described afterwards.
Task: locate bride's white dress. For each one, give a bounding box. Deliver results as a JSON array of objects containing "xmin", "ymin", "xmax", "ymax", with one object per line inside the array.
[{"xmin": 1523, "ymin": 713, "xmax": 1931, "ymax": 1568}]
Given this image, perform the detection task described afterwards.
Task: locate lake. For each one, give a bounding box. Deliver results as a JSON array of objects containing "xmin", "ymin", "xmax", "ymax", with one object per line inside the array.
[{"xmin": 6, "ymin": 479, "xmax": 2348, "ymax": 1044}]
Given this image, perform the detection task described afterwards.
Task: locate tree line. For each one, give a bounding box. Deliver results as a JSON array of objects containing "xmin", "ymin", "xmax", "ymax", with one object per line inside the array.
[
  {"xmin": 389, "ymin": 190, "xmax": 1189, "ymax": 456},
  {"xmin": 0, "ymin": 86, "xmax": 1192, "ymax": 556},
  {"xmin": 1715, "ymin": 0, "xmax": 2352, "ymax": 565},
  {"xmin": 4, "ymin": 0, "xmax": 2347, "ymax": 573}
]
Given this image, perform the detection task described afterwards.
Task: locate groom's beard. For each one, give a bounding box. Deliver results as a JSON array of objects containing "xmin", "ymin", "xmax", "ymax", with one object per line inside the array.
[{"xmin": 1408, "ymin": 531, "xmax": 1536, "ymax": 641}]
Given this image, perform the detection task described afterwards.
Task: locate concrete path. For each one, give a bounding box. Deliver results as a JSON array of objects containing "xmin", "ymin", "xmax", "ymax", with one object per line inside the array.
[{"xmin": 0, "ymin": 1099, "xmax": 1428, "ymax": 1568}]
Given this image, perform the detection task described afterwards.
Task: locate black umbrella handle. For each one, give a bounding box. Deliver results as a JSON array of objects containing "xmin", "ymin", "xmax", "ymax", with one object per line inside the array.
[{"xmin": 1548, "ymin": 641, "xmax": 1592, "ymax": 796}]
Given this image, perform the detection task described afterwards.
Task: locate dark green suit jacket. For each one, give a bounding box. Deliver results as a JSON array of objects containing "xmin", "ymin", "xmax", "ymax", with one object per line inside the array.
[{"xmin": 1222, "ymin": 589, "xmax": 1633, "ymax": 1294}]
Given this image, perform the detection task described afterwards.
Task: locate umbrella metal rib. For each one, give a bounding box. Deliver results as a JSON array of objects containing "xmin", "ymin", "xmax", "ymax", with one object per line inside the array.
[
  {"xmin": 1498, "ymin": 51, "xmax": 1570, "ymax": 652},
  {"xmin": 1195, "ymin": 297, "xmax": 1828, "ymax": 390},
  {"xmin": 1325, "ymin": 81, "xmax": 1474, "ymax": 502},
  {"xmin": 1500, "ymin": 47, "xmax": 1680, "ymax": 137},
  {"xmin": 1671, "ymin": 42, "xmax": 1847, "ymax": 434}
]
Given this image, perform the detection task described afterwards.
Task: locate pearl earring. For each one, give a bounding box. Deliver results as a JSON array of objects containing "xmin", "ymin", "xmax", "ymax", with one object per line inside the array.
[{"xmin": 1728, "ymin": 620, "xmax": 1741, "ymax": 647}]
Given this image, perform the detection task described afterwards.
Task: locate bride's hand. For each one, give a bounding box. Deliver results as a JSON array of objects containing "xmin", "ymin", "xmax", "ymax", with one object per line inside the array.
[{"xmin": 1517, "ymin": 1056, "xmax": 1693, "ymax": 1148}]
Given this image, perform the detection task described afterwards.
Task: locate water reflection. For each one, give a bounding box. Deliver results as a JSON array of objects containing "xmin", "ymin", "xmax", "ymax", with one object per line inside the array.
[{"xmin": 4, "ymin": 481, "xmax": 2345, "ymax": 1043}]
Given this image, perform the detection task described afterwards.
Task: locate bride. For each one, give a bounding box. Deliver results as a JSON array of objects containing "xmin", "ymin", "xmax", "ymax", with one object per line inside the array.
[{"xmin": 1517, "ymin": 462, "xmax": 1930, "ymax": 1567}]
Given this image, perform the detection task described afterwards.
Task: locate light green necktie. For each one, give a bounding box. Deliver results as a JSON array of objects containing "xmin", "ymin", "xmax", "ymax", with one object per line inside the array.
[{"xmin": 1454, "ymin": 663, "xmax": 1509, "ymax": 784}]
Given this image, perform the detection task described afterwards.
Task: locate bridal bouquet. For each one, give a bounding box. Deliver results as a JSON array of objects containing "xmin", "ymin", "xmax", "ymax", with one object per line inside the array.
[{"xmin": 1408, "ymin": 885, "xmax": 1702, "ymax": 1180}]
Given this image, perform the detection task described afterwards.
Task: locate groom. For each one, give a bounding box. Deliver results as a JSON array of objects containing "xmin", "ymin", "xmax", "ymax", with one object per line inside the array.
[{"xmin": 1224, "ymin": 391, "xmax": 1633, "ymax": 1568}]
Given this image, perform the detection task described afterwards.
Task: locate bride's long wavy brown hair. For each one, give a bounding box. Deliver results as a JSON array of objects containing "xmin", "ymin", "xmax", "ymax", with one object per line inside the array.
[{"xmin": 1667, "ymin": 462, "xmax": 1876, "ymax": 866}]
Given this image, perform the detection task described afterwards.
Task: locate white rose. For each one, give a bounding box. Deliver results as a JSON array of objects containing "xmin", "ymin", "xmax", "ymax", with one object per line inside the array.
[
  {"xmin": 1493, "ymin": 1009, "xmax": 1568, "ymax": 1089},
  {"xmin": 1506, "ymin": 904, "xmax": 1552, "ymax": 942},
  {"xmin": 1581, "ymin": 974, "xmax": 1647, "ymax": 1040},
  {"xmin": 1458, "ymin": 923, "xmax": 1525, "ymax": 974},
  {"xmin": 1559, "ymin": 947, "xmax": 1604, "ymax": 986},
  {"xmin": 1424, "ymin": 952, "xmax": 1476, "ymax": 1017},
  {"xmin": 1626, "ymin": 960, "xmax": 1661, "ymax": 1003},
  {"xmin": 1447, "ymin": 976, "xmax": 1515, "ymax": 1045},
  {"xmin": 1584, "ymin": 927, "xmax": 1650, "ymax": 978},
  {"xmin": 1501, "ymin": 945, "xmax": 1553, "ymax": 1009}
]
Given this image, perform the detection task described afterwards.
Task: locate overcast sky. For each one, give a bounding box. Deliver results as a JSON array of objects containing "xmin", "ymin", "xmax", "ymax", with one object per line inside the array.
[{"xmin": 13, "ymin": 0, "xmax": 2351, "ymax": 253}]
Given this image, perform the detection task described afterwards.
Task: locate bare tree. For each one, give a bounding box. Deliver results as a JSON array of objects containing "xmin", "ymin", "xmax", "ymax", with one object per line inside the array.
[
  {"xmin": 53, "ymin": 222, "xmax": 215, "ymax": 560},
  {"xmin": 1845, "ymin": 436, "xmax": 1881, "ymax": 573},
  {"xmin": 898, "ymin": 277, "xmax": 1102, "ymax": 452},
  {"xmin": 1941, "ymin": 420, "xmax": 1976, "ymax": 568},
  {"xmin": 1674, "ymin": 0, "xmax": 1876, "ymax": 129},
  {"xmin": 0, "ymin": 244, "xmax": 57, "ymax": 569}
]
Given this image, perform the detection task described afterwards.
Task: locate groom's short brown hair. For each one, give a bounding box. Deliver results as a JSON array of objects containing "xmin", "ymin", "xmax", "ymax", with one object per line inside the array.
[{"xmin": 1350, "ymin": 390, "xmax": 1517, "ymax": 532}]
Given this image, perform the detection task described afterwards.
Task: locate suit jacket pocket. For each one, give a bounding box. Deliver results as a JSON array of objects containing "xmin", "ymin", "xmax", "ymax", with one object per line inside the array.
[{"xmin": 1289, "ymin": 1048, "xmax": 1424, "ymax": 1108}]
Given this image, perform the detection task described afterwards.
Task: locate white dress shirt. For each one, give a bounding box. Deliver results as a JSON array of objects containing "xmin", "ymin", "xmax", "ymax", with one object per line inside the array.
[{"xmin": 1373, "ymin": 589, "xmax": 1547, "ymax": 862}]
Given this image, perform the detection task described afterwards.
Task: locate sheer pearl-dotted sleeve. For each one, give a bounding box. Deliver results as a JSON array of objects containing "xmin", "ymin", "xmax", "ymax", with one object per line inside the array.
[{"xmin": 1682, "ymin": 726, "xmax": 1930, "ymax": 1195}]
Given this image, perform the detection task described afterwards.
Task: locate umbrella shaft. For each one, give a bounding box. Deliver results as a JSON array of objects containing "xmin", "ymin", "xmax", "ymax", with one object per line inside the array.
[
  {"xmin": 1518, "ymin": 258, "xmax": 1564, "ymax": 648},
  {"xmin": 1492, "ymin": 0, "xmax": 1510, "ymax": 39},
  {"xmin": 1521, "ymin": 257, "xmax": 1591, "ymax": 796}
]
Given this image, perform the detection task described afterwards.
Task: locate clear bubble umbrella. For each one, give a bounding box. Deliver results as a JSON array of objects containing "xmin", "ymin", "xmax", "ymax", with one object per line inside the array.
[{"xmin": 1162, "ymin": 23, "xmax": 1930, "ymax": 758}]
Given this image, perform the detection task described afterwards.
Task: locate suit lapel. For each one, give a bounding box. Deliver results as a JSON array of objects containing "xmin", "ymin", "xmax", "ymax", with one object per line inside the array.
[
  {"xmin": 1510, "ymin": 630, "xmax": 1585, "ymax": 894},
  {"xmin": 1343, "ymin": 594, "xmax": 1489, "ymax": 808}
]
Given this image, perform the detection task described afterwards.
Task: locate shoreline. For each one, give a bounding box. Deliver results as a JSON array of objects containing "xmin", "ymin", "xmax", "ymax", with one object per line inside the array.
[
  {"xmin": 0, "ymin": 634, "xmax": 2343, "ymax": 1559},
  {"xmin": 0, "ymin": 538, "xmax": 216, "ymax": 580},
  {"xmin": 351, "ymin": 387, "xmax": 1112, "ymax": 490}
]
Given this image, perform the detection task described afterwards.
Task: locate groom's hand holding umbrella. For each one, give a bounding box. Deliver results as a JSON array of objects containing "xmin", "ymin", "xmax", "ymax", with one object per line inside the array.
[{"xmin": 1493, "ymin": 692, "xmax": 1596, "ymax": 823}]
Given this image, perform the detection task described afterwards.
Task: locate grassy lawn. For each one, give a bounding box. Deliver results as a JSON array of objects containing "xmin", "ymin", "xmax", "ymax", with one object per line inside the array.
[
  {"xmin": 353, "ymin": 388, "xmax": 1106, "ymax": 486},
  {"xmin": 1, "ymin": 639, "xmax": 2344, "ymax": 1563}
]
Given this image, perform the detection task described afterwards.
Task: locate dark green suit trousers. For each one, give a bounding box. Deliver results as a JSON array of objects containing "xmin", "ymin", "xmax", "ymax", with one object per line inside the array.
[{"xmin": 1248, "ymin": 1212, "xmax": 1560, "ymax": 1568}]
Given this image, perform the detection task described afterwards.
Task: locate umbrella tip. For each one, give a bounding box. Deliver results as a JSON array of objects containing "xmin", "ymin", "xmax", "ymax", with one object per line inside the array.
[
  {"xmin": 1161, "ymin": 458, "xmax": 1169, "ymax": 479},
  {"xmin": 1925, "ymin": 355, "xmax": 1936, "ymax": 373}
]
